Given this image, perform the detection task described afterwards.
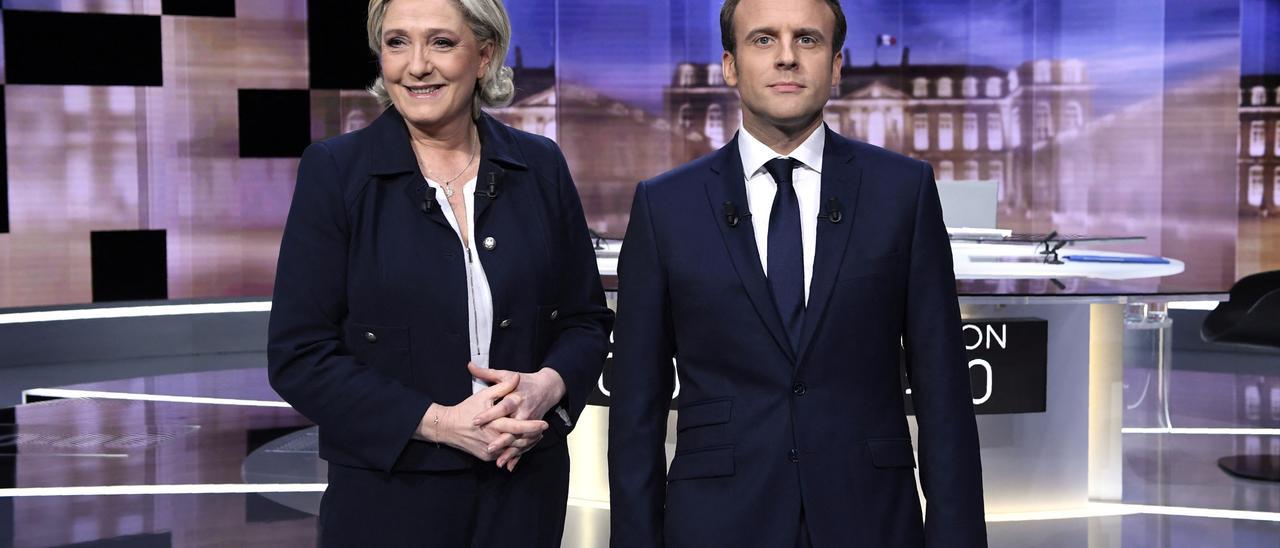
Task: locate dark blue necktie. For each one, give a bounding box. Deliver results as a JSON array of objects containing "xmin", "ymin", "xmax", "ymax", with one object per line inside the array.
[{"xmin": 764, "ymin": 157, "xmax": 804, "ymax": 353}]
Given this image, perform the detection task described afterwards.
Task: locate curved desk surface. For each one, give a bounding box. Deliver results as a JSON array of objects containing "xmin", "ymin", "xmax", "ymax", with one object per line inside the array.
[
  {"xmin": 595, "ymin": 240, "xmax": 1209, "ymax": 303},
  {"xmin": 951, "ymin": 243, "xmax": 1184, "ymax": 280}
]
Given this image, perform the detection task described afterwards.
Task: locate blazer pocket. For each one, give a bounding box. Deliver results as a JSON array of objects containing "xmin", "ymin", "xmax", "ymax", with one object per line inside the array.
[
  {"xmin": 667, "ymin": 445, "xmax": 735, "ymax": 481},
  {"xmin": 346, "ymin": 323, "xmax": 412, "ymax": 383},
  {"xmin": 347, "ymin": 323, "xmax": 411, "ymax": 349},
  {"xmin": 837, "ymin": 251, "xmax": 907, "ymax": 283},
  {"xmin": 866, "ymin": 438, "xmax": 917, "ymax": 469}
]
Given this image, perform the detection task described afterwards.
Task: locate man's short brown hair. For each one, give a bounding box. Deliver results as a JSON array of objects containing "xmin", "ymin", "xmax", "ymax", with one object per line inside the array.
[{"xmin": 719, "ymin": 0, "xmax": 847, "ymax": 56}]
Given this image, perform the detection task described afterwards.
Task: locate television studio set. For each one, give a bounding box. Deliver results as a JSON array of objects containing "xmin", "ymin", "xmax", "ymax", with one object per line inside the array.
[{"xmin": 0, "ymin": 0, "xmax": 1279, "ymax": 546}]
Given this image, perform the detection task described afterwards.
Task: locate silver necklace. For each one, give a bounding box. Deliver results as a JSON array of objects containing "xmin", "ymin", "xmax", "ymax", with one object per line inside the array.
[{"xmin": 424, "ymin": 134, "xmax": 478, "ymax": 198}]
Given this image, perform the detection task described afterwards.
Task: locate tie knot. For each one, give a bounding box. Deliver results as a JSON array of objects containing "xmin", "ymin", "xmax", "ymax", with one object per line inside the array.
[{"xmin": 764, "ymin": 157, "xmax": 798, "ymax": 187}]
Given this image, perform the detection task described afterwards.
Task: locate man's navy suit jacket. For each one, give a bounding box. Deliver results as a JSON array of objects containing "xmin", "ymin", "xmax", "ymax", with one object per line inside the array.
[
  {"xmin": 268, "ymin": 108, "xmax": 612, "ymax": 474},
  {"xmin": 608, "ymin": 128, "xmax": 987, "ymax": 547}
]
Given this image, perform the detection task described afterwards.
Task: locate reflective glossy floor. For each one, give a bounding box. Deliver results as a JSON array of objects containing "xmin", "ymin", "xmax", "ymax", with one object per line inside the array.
[
  {"xmin": 1, "ymin": 367, "xmax": 1278, "ymax": 547},
  {"xmin": 5, "ymin": 495, "xmax": 1279, "ymax": 548},
  {"xmin": 3, "ymin": 493, "xmax": 317, "ymax": 547}
]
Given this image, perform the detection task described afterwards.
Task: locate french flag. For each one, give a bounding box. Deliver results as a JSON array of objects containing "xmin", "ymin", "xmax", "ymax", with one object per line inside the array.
[{"xmin": 876, "ymin": 34, "xmax": 897, "ymax": 47}]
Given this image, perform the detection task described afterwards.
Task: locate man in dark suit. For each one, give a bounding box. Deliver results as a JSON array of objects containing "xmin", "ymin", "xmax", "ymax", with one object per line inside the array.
[{"xmin": 607, "ymin": 0, "xmax": 987, "ymax": 546}]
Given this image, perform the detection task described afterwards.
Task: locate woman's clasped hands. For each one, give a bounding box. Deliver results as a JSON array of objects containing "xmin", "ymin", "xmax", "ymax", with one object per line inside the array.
[{"xmin": 419, "ymin": 363, "xmax": 567, "ymax": 472}]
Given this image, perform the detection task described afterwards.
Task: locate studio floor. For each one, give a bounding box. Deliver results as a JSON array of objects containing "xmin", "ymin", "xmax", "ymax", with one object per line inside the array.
[{"xmin": 0, "ymin": 362, "xmax": 1277, "ymax": 547}]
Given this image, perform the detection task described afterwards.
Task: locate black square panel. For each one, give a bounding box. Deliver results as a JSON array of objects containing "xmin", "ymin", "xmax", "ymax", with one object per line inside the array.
[
  {"xmin": 307, "ymin": 0, "xmax": 379, "ymax": 90},
  {"xmin": 3, "ymin": 11, "xmax": 162, "ymax": 86},
  {"xmin": 0, "ymin": 87, "xmax": 7, "ymax": 234},
  {"xmin": 238, "ymin": 89, "xmax": 311, "ymax": 158},
  {"xmin": 90, "ymin": 230, "xmax": 168, "ymax": 303},
  {"xmin": 161, "ymin": 0, "xmax": 236, "ymax": 18}
]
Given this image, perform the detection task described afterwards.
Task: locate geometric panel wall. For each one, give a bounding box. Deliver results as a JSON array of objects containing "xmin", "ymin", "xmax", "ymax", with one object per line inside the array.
[{"xmin": 0, "ymin": 1, "xmax": 380, "ymax": 308}]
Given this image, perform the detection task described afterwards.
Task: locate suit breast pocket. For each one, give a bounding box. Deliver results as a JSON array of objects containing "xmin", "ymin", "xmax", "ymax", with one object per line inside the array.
[{"xmin": 346, "ymin": 323, "xmax": 412, "ymax": 384}]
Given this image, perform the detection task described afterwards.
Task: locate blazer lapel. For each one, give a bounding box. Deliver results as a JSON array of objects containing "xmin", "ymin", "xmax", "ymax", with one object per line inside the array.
[
  {"xmin": 364, "ymin": 107, "xmax": 453, "ymax": 229},
  {"xmin": 400, "ymin": 174, "xmax": 451, "ymax": 228},
  {"xmin": 704, "ymin": 137, "xmax": 797, "ymax": 364},
  {"xmin": 473, "ymin": 113, "xmax": 527, "ymax": 223},
  {"xmin": 796, "ymin": 129, "xmax": 862, "ymax": 364},
  {"xmin": 367, "ymin": 109, "xmax": 530, "ymax": 229}
]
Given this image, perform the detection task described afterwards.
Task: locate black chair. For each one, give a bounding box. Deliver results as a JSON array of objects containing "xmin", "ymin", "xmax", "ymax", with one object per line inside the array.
[{"xmin": 1201, "ymin": 270, "xmax": 1280, "ymax": 482}]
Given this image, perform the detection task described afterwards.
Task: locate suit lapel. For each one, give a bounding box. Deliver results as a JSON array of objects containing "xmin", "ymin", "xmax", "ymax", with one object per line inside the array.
[
  {"xmin": 704, "ymin": 137, "xmax": 797, "ymax": 364},
  {"xmin": 796, "ymin": 129, "xmax": 862, "ymax": 365}
]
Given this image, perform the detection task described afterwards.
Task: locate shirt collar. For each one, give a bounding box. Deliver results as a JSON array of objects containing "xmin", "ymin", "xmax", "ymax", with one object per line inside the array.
[{"xmin": 737, "ymin": 122, "xmax": 826, "ymax": 180}]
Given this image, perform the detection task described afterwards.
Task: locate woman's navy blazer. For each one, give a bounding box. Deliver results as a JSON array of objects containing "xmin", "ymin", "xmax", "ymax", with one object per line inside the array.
[{"xmin": 268, "ymin": 107, "xmax": 613, "ymax": 473}]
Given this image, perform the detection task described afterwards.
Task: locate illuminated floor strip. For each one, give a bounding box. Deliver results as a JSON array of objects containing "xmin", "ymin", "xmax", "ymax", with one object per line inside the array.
[
  {"xmin": 984, "ymin": 504, "xmax": 1140, "ymax": 522},
  {"xmin": 0, "ymin": 483, "xmax": 327, "ymax": 498},
  {"xmin": 22, "ymin": 388, "xmax": 291, "ymax": 408},
  {"xmin": 988, "ymin": 503, "xmax": 1280, "ymax": 523},
  {"xmin": 567, "ymin": 498, "xmax": 1280, "ymax": 523},
  {"xmin": 0, "ymin": 301, "xmax": 271, "ymax": 325},
  {"xmin": 4, "ymin": 488, "xmax": 1279, "ymax": 524},
  {"xmin": 1122, "ymin": 427, "xmax": 1280, "ymax": 436},
  {"xmin": 1091, "ymin": 502, "xmax": 1280, "ymax": 523}
]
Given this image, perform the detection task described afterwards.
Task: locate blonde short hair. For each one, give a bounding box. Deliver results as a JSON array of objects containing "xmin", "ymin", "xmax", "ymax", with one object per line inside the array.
[{"xmin": 366, "ymin": 0, "xmax": 515, "ymax": 118}]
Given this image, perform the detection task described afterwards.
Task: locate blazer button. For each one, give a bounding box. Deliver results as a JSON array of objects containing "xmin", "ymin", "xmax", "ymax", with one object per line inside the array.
[
  {"xmin": 792, "ymin": 382, "xmax": 807, "ymax": 396},
  {"xmin": 499, "ymin": 318, "xmax": 511, "ymax": 329},
  {"xmin": 482, "ymin": 236, "xmax": 497, "ymax": 250},
  {"xmin": 788, "ymin": 449, "xmax": 799, "ymax": 463},
  {"xmin": 364, "ymin": 331, "xmax": 377, "ymax": 343},
  {"xmin": 549, "ymin": 309, "xmax": 559, "ymax": 320}
]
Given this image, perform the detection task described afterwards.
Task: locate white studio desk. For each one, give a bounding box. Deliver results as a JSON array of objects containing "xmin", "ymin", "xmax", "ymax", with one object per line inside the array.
[{"xmin": 595, "ymin": 240, "xmax": 1186, "ymax": 282}]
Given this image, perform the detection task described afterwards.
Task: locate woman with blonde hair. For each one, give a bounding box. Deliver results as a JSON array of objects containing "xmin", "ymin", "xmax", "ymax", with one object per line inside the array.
[{"xmin": 268, "ymin": 0, "xmax": 612, "ymax": 545}]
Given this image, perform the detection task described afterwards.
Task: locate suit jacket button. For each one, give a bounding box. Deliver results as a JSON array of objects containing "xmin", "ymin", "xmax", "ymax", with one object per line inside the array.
[
  {"xmin": 792, "ymin": 382, "xmax": 807, "ymax": 396},
  {"xmin": 483, "ymin": 236, "xmax": 497, "ymax": 250},
  {"xmin": 550, "ymin": 309, "xmax": 559, "ymax": 320},
  {"xmin": 364, "ymin": 331, "xmax": 377, "ymax": 343},
  {"xmin": 788, "ymin": 449, "xmax": 799, "ymax": 463},
  {"xmin": 499, "ymin": 318, "xmax": 511, "ymax": 329}
]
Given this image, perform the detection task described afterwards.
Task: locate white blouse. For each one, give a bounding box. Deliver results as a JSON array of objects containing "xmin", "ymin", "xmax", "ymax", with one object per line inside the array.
[{"xmin": 426, "ymin": 176, "xmax": 493, "ymax": 394}]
